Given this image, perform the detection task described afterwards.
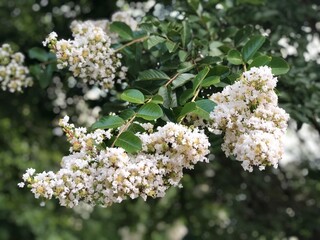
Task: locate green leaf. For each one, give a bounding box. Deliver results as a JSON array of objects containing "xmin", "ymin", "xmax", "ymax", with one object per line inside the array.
[
  {"xmin": 29, "ymin": 65, "xmax": 42, "ymax": 80},
  {"xmin": 228, "ymin": 73, "xmax": 241, "ymax": 82},
  {"xmin": 237, "ymin": 0, "xmax": 265, "ymax": 5},
  {"xmin": 209, "ymin": 65, "xmax": 230, "ymax": 79},
  {"xmin": 30, "ymin": 63, "xmax": 55, "ymax": 88},
  {"xmin": 114, "ymin": 131, "xmax": 142, "ymax": 153},
  {"xmin": 227, "ymin": 49, "xmax": 243, "ymax": 65},
  {"xmin": 109, "ymin": 21, "xmax": 133, "ymax": 41},
  {"xmin": 137, "ymin": 69, "xmax": 170, "ymax": 81},
  {"xmin": 193, "ymin": 66, "xmax": 210, "ymax": 92},
  {"xmin": 137, "ymin": 103, "xmax": 163, "ymax": 120},
  {"xmin": 179, "ymin": 89, "xmax": 194, "ymax": 105},
  {"xmin": 178, "ymin": 102, "xmax": 197, "ymax": 121},
  {"xmin": 127, "ymin": 123, "xmax": 146, "ymax": 133},
  {"xmin": 187, "ymin": 0, "xmax": 203, "ymax": 15},
  {"xmin": 39, "ymin": 63, "xmax": 55, "ymax": 88},
  {"xmin": 178, "ymin": 50, "xmax": 188, "ymax": 62},
  {"xmin": 242, "ymin": 35, "xmax": 266, "ymax": 62},
  {"xmin": 158, "ymin": 86, "xmax": 172, "ymax": 108},
  {"xmin": 28, "ymin": 47, "xmax": 49, "ymax": 62},
  {"xmin": 201, "ymin": 76, "xmax": 220, "ymax": 87},
  {"xmin": 249, "ymin": 55, "xmax": 272, "ymax": 68},
  {"xmin": 146, "ymin": 36, "xmax": 166, "ymax": 49},
  {"xmin": 165, "ymin": 40, "xmax": 178, "ymax": 53},
  {"xmin": 209, "ymin": 41, "xmax": 224, "ymax": 49},
  {"xmin": 194, "ymin": 99, "xmax": 216, "ymax": 120},
  {"xmin": 234, "ymin": 26, "xmax": 253, "ymax": 46},
  {"xmin": 177, "ymin": 62, "xmax": 194, "ymax": 73},
  {"xmin": 178, "ymin": 99, "xmax": 216, "ymax": 121},
  {"xmin": 172, "ymin": 73, "xmax": 195, "ymax": 89},
  {"xmin": 91, "ymin": 116, "xmax": 125, "ymax": 130},
  {"xmin": 150, "ymin": 95, "xmax": 164, "ymax": 104},
  {"xmin": 182, "ymin": 21, "xmax": 191, "ymax": 48},
  {"xmin": 120, "ymin": 89, "xmax": 145, "ymax": 104},
  {"xmin": 119, "ymin": 109, "xmax": 135, "ymax": 121},
  {"xmin": 267, "ymin": 57, "xmax": 290, "ymax": 75},
  {"xmin": 197, "ymin": 56, "xmax": 221, "ymax": 65}
]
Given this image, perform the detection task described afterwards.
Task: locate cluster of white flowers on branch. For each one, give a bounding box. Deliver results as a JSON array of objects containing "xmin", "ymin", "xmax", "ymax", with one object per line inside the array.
[
  {"xmin": 19, "ymin": 116, "xmax": 210, "ymax": 208},
  {"xmin": 112, "ymin": 11, "xmax": 138, "ymax": 31},
  {"xmin": 68, "ymin": 11, "xmax": 138, "ymax": 44},
  {"xmin": 0, "ymin": 44, "xmax": 33, "ymax": 92},
  {"xmin": 43, "ymin": 20, "xmax": 127, "ymax": 92},
  {"xmin": 209, "ymin": 66, "xmax": 289, "ymax": 172}
]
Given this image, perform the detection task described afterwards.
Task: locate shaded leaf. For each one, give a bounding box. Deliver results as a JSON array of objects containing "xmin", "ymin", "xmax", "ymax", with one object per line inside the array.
[
  {"xmin": 110, "ymin": 21, "xmax": 133, "ymax": 41},
  {"xmin": 178, "ymin": 102, "xmax": 197, "ymax": 121},
  {"xmin": 146, "ymin": 36, "xmax": 166, "ymax": 49},
  {"xmin": 119, "ymin": 109, "xmax": 135, "ymax": 121},
  {"xmin": 179, "ymin": 89, "xmax": 194, "ymax": 105},
  {"xmin": 172, "ymin": 73, "xmax": 195, "ymax": 89},
  {"xmin": 267, "ymin": 57, "xmax": 290, "ymax": 75},
  {"xmin": 227, "ymin": 49, "xmax": 243, "ymax": 65},
  {"xmin": 150, "ymin": 95, "xmax": 164, "ymax": 104},
  {"xmin": 249, "ymin": 55, "xmax": 272, "ymax": 68},
  {"xmin": 178, "ymin": 62, "xmax": 194, "ymax": 73},
  {"xmin": 165, "ymin": 40, "xmax": 178, "ymax": 53},
  {"xmin": 193, "ymin": 66, "xmax": 210, "ymax": 92},
  {"xmin": 28, "ymin": 47, "xmax": 49, "ymax": 62},
  {"xmin": 127, "ymin": 123, "xmax": 146, "ymax": 133},
  {"xmin": 115, "ymin": 131, "xmax": 142, "ymax": 153},
  {"xmin": 91, "ymin": 116, "xmax": 125, "ymax": 130},
  {"xmin": 242, "ymin": 35, "xmax": 266, "ymax": 62},
  {"xmin": 201, "ymin": 76, "xmax": 220, "ymax": 87},
  {"xmin": 158, "ymin": 86, "xmax": 172, "ymax": 108},
  {"xmin": 182, "ymin": 21, "xmax": 191, "ymax": 48},
  {"xmin": 137, "ymin": 69, "xmax": 170, "ymax": 81}
]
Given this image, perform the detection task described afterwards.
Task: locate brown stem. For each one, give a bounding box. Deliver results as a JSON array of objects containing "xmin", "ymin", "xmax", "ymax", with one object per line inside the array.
[
  {"xmin": 114, "ymin": 35, "xmax": 149, "ymax": 53},
  {"xmin": 164, "ymin": 73, "xmax": 180, "ymax": 87},
  {"xmin": 111, "ymin": 113, "xmax": 137, "ymax": 148}
]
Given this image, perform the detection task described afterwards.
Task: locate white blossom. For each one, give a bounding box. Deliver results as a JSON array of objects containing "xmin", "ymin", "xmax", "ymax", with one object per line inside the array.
[
  {"xmin": 209, "ymin": 66, "xmax": 289, "ymax": 171},
  {"xmin": 0, "ymin": 44, "xmax": 33, "ymax": 92},
  {"xmin": 44, "ymin": 21, "xmax": 127, "ymax": 92},
  {"xmin": 21, "ymin": 117, "xmax": 210, "ymax": 208}
]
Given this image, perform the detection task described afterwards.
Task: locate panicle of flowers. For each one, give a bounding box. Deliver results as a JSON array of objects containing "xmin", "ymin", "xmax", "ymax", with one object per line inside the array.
[
  {"xmin": 0, "ymin": 43, "xmax": 33, "ymax": 92},
  {"xmin": 59, "ymin": 115, "xmax": 112, "ymax": 154},
  {"xmin": 43, "ymin": 20, "xmax": 127, "ymax": 92},
  {"xmin": 209, "ymin": 66, "xmax": 289, "ymax": 172},
  {"xmin": 19, "ymin": 117, "xmax": 210, "ymax": 208}
]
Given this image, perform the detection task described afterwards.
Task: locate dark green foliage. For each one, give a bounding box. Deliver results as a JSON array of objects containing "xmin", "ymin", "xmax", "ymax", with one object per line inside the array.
[{"xmin": 0, "ymin": 0, "xmax": 320, "ymax": 239}]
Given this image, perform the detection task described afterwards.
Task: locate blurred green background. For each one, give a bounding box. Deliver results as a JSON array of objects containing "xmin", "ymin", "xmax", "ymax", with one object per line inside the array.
[{"xmin": 0, "ymin": 0, "xmax": 320, "ymax": 239}]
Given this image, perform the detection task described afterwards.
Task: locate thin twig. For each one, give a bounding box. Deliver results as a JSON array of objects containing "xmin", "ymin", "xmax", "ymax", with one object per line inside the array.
[
  {"xmin": 111, "ymin": 113, "xmax": 137, "ymax": 148},
  {"xmin": 114, "ymin": 35, "xmax": 149, "ymax": 53},
  {"xmin": 164, "ymin": 73, "xmax": 180, "ymax": 87}
]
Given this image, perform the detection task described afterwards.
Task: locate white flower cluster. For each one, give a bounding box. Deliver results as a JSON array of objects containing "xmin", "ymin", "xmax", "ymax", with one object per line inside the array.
[
  {"xmin": 43, "ymin": 20, "xmax": 127, "ymax": 92},
  {"xmin": 19, "ymin": 116, "xmax": 210, "ymax": 208},
  {"xmin": 209, "ymin": 66, "xmax": 289, "ymax": 172},
  {"xmin": 82, "ymin": 11, "xmax": 138, "ymax": 43},
  {"xmin": 112, "ymin": 11, "xmax": 138, "ymax": 31},
  {"xmin": 116, "ymin": 0, "xmax": 156, "ymax": 20},
  {"xmin": 0, "ymin": 44, "xmax": 33, "ymax": 92}
]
